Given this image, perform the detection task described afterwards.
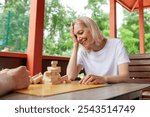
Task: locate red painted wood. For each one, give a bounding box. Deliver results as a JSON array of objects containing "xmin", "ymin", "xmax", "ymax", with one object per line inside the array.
[
  {"xmin": 0, "ymin": 52, "xmax": 26, "ymax": 58},
  {"xmin": 138, "ymin": 0, "xmax": 145, "ymax": 54},
  {"xmin": 131, "ymin": 0, "xmax": 138, "ymax": 12},
  {"xmin": 43, "ymin": 55, "xmax": 69, "ymax": 61},
  {"xmin": 110, "ymin": 0, "xmax": 117, "ymax": 38},
  {"xmin": 27, "ymin": 0, "xmax": 45, "ymax": 76},
  {"xmin": 117, "ymin": 0, "xmax": 150, "ymax": 11}
]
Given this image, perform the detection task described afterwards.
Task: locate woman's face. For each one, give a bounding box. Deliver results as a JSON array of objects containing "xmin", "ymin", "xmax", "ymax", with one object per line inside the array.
[{"xmin": 74, "ymin": 22, "xmax": 94, "ymax": 50}]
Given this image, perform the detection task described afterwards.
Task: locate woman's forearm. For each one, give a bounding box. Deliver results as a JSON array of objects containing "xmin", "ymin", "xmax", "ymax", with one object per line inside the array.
[
  {"xmin": 104, "ymin": 73, "xmax": 129, "ymax": 83},
  {"xmin": 67, "ymin": 44, "xmax": 79, "ymax": 80}
]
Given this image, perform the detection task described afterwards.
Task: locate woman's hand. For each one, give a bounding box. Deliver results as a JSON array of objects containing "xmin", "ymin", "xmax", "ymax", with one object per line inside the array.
[
  {"xmin": 79, "ymin": 74, "xmax": 107, "ymax": 85},
  {"xmin": 70, "ymin": 23, "xmax": 79, "ymax": 45}
]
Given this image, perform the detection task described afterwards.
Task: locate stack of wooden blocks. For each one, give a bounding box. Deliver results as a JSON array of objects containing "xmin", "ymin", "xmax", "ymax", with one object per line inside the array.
[{"xmin": 30, "ymin": 61, "xmax": 69, "ymax": 85}]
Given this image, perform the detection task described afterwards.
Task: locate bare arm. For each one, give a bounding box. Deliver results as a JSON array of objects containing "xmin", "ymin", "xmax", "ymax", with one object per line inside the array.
[
  {"xmin": 80, "ymin": 63, "xmax": 129, "ymax": 84},
  {"xmin": 67, "ymin": 23, "xmax": 83, "ymax": 80},
  {"xmin": 0, "ymin": 72, "xmax": 15, "ymax": 96},
  {"xmin": 0, "ymin": 66, "xmax": 30, "ymax": 96},
  {"xmin": 67, "ymin": 43, "xmax": 83, "ymax": 80},
  {"xmin": 105, "ymin": 63, "xmax": 129, "ymax": 83}
]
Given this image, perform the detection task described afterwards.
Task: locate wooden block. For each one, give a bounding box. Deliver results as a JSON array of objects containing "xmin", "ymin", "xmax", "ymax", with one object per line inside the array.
[
  {"xmin": 30, "ymin": 73, "xmax": 43, "ymax": 84},
  {"xmin": 42, "ymin": 78, "xmax": 51, "ymax": 84},
  {"xmin": 47, "ymin": 67, "xmax": 61, "ymax": 73},
  {"xmin": 32, "ymin": 75, "xmax": 43, "ymax": 84},
  {"xmin": 51, "ymin": 61, "xmax": 58, "ymax": 67},
  {"xmin": 42, "ymin": 71, "xmax": 52, "ymax": 82}
]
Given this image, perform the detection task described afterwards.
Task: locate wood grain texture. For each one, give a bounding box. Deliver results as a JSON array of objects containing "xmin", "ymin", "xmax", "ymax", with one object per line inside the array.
[
  {"xmin": 15, "ymin": 82, "xmax": 108, "ymax": 96},
  {"xmin": 129, "ymin": 54, "xmax": 150, "ymax": 99}
]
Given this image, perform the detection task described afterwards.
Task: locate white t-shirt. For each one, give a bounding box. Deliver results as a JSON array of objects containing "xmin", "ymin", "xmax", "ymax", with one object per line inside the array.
[{"xmin": 77, "ymin": 38, "xmax": 130, "ymax": 76}]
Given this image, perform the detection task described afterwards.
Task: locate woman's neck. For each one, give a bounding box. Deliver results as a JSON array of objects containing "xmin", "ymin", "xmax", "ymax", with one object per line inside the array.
[{"xmin": 92, "ymin": 38, "xmax": 107, "ymax": 52}]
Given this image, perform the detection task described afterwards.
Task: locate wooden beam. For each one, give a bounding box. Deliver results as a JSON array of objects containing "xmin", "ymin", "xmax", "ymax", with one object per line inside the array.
[
  {"xmin": 110, "ymin": 0, "xmax": 117, "ymax": 38},
  {"xmin": 27, "ymin": 0, "xmax": 45, "ymax": 76},
  {"xmin": 138, "ymin": 0, "xmax": 145, "ymax": 54},
  {"xmin": 131, "ymin": 0, "xmax": 138, "ymax": 12},
  {"xmin": 116, "ymin": 0, "xmax": 132, "ymax": 11}
]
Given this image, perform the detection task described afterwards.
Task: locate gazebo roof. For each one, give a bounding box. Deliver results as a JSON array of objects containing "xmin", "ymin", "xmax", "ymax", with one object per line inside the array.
[{"xmin": 117, "ymin": 0, "xmax": 150, "ymax": 11}]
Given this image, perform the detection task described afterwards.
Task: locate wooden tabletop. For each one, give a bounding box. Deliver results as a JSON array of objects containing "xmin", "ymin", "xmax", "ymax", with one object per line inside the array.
[{"xmin": 0, "ymin": 83, "xmax": 150, "ymax": 100}]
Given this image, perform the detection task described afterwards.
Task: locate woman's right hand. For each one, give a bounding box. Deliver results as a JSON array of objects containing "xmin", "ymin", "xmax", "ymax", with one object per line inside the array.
[{"xmin": 70, "ymin": 23, "xmax": 79, "ymax": 45}]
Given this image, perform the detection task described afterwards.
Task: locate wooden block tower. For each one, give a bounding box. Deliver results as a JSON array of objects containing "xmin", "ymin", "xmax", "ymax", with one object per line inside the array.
[{"xmin": 42, "ymin": 61, "xmax": 62, "ymax": 84}]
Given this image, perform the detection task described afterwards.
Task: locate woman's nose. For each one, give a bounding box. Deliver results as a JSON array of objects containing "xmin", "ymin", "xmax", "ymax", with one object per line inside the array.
[{"xmin": 78, "ymin": 37, "xmax": 82, "ymax": 42}]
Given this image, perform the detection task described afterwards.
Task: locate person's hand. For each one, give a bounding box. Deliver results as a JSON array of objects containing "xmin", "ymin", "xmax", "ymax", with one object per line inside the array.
[
  {"xmin": 61, "ymin": 75, "xmax": 71, "ymax": 83},
  {"xmin": 79, "ymin": 74, "xmax": 107, "ymax": 85},
  {"xmin": 70, "ymin": 23, "xmax": 79, "ymax": 45},
  {"xmin": 7, "ymin": 66, "xmax": 30, "ymax": 90}
]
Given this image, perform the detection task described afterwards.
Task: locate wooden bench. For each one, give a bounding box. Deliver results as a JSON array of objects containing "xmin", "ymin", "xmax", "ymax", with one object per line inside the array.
[{"xmin": 127, "ymin": 54, "xmax": 150, "ymax": 99}]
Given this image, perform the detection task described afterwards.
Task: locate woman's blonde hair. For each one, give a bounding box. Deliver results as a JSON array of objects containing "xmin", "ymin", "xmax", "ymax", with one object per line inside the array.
[{"xmin": 72, "ymin": 16, "xmax": 104, "ymax": 40}]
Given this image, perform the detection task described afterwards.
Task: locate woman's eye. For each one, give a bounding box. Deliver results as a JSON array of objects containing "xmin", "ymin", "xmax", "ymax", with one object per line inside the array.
[{"xmin": 79, "ymin": 31, "xmax": 83, "ymax": 34}]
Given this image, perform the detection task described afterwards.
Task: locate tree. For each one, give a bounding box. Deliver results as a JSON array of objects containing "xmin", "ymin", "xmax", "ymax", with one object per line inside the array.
[
  {"xmin": 43, "ymin": 0, "xmax": 77, "ymax": 56},
  {"xmin": 0, "ymin": 0, "xmax": 30, "ymax": 53},
  {"xmin": 0, "ymin": 0, "xmax": 115, "ymax": 56},
  {"xmin": 144, "ymin": 9, "xmax": 150, "ymax": 53},
  {"xmin": 85, "ymin": 0, "xmax": 109, "ymax": 37},
  {"xmin": 118, "ymin": 9, "xmax": 150, "ymax": 54}
]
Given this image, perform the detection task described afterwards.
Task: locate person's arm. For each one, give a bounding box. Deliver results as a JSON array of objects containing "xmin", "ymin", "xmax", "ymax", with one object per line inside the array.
[
  {"xmin": 104, "ymin": 63, "xmax": 129, "ymax": 83},
  {"xmin": 0, "ymin": 66, "xmax": 30, "ymax": 96},
  {"xmin": 67, "ymin": 43, "xmax": 82, "ymax": 80},
  {"xmin": 79, "ymin": 63, "xmax": 129, "ymax": 84},
  {"xmin": 0, "ymin": 72, "xmax": 15, "ymax": 96},
  {"xmin": 67, "ymin": 23, "xmax": 82, "ymax": 80}
]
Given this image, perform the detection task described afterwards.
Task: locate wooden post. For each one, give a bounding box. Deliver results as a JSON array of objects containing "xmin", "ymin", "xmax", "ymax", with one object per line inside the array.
[
  {"xmin": 110, "ymin": 0, "xmax": 117, "ymax": 38},
  {"xmin": 138, "ymin": 0, "xmax": 145, "ymax": 54},
  {"xmin": 27, "ymin": 0, "xmax": 45, "ymax": 76}
]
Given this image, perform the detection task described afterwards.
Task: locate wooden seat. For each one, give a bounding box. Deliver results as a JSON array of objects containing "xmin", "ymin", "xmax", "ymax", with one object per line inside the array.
[{"xmin": 128, "ymin": 54, "xmax": 150, "ymax": 99}]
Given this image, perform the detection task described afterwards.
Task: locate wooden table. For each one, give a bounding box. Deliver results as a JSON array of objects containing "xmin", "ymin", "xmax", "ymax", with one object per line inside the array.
[{"xmin": 0, "ymin": 83, "xmax": 150, "ymax": 100}]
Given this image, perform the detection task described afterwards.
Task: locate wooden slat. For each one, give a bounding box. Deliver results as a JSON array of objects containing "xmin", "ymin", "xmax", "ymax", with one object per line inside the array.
[
  {"xmin": 126, "ymin": 79, "xmax": 150, "ymax": 83},
  {"xmin": 129, "ymin": 54, "xmax": 150, "ymax": 60},
  {"xmin": 43, "ymin": 55, "xmax": 69, "ymax": 61},
  {"xmin": 129, "ymin": 54, "xmax": 150, "ymax": 99},
  {"xmin": 129, "ymin": 66, "xmax": 150, "ymax": 71},
  {"xmin": 0, "ymin": 52, "xmax": 27, "ymax": 58},
  {"xmin": 129, "ymin": 60, "xmax": 150, "ymax": 65},
  {"xmin": 129, "ymin": 72, "xmax": 150, "ymax": 78}
]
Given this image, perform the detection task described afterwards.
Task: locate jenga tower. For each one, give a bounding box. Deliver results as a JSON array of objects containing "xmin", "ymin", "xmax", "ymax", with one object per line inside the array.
[
  {"xmin": 42, "ymin": 61, "xmax": 62, "ymax": 84},
  {"xmin": 47, "ymin": 61, "xmax": 61, "ymax": 73}
]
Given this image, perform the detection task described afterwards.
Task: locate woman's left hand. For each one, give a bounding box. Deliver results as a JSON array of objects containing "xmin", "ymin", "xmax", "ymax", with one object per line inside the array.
[{"xmin": 79, "ymin": 74, "xmax": 107, "ymax": 85}]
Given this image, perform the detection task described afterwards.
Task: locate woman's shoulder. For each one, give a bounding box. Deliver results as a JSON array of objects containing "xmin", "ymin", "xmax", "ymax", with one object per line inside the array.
[
  {"xmin": 78, "ymin": 48, "xmax": 87, "ymax": 55},
  {"xmin": 108, "ymin": 38, "xmax": 122, "ymax": 42},
  {"xmin": 107, "ymin": 38, "xmax": 123, "ymax": 45}
]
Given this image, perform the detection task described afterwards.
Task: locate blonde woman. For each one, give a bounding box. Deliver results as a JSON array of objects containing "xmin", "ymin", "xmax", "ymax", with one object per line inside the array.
[{"xmin": 67, "ymin": 16, "xmax": 130, "ymax": 85}]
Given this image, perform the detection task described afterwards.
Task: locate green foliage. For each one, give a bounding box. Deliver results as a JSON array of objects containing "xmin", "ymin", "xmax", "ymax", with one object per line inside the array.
[
  {"xmin": 85, "ymin": 0, "xmax": 109, "ymax": 37},
  {"xmin": 1, "ymin": 0, "xmax": 149, "ymax": 55},
  {"xmin": 43, "ymin": 0, "xmax": 77, "ymax": 57},
  {"xmin": 118, "ymin": 11, "xmax": 139, "ymax": 54},
  {"xmin": 118, "ymin": 9, "xmax": 150, "ymax": 54},
  {"xmin": 0, "ymin": 0, "xmax": 109, "ymax": 56},
  {"xmin": 144, "ymin": 9, "xmax": 150, "ymax": 53},
  {"xmin": 0, "ymin": 0, "xmax": 30, "ymax": 52}
]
